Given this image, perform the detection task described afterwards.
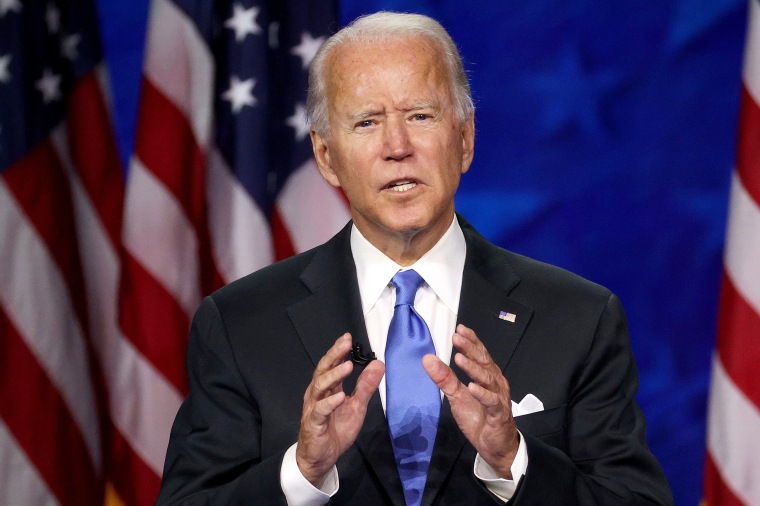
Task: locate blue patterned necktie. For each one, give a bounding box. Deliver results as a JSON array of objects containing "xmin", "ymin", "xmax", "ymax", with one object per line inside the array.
[{"xmin": 385, "ymin": 269, "xmax": 441, "ymax": 506}]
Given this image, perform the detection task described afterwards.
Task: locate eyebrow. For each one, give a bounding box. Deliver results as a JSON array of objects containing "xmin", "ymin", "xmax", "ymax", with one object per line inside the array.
[
  {"xmin": 348, "ymin": 109, "xmax": 383, "ymax": 121},
  {"xmin": 347, "ymin": 101, "xmax": 441, "ymax": 121},
  {"xmin": 404, "ymin": 101, "xmax": 439, "ymax": 112}
]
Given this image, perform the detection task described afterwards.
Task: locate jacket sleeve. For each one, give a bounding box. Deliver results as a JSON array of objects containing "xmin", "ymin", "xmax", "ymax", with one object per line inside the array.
[
  {"xmin": 156, "ymin": 296, "xmax": 289, "ymax": 506},
  {"xmin": 510, "ymin": 294, "xmax": 674, "ymax": 506}
]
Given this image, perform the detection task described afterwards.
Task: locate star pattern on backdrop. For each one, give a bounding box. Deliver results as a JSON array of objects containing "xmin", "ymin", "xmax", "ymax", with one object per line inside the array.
[
  {"xmin": 209, "ymin": 0, "xmax": 337, "ymax": 219},
  {"xmin": 61, "ymin": 34, "xmax": 81, "ymax": 61},
  {"xmin": 35, "ymin": 68, "xmax": 63, "ymax": 103},
  {"xmin": 0, "ymin": 0, "xmax": 21, "ymax": 17},
  {"xmin": 0, "ymin": 54, "xmax": 11, "ymax": 83},
  {"xmin": 524, "ymin": 42, "xmax": 625, "ymax": 140},
  {"xmin": 286, "ymin": 102, "xmax": 309, "ymax": 141},
  {"xmin": 222, "ymin": 75, "xmax": 257, "ymax": 113},
  {"xmin": 1, "ymin": 0, "xmax": 86, "ymax": 172},
  {"xmin": 290, "ymin": 32, "xmax": 325, "ymax": 69},
  {"xmin": 224, "ymin": 3, "xmax": 262, "ymax": 42},
  {"xmin": 46, "ymin": 3, "xmax": 61, "ymax": 33},
  {"xmin": 667, "ymin": 0, "xmax": 743, "ymax": 50}
]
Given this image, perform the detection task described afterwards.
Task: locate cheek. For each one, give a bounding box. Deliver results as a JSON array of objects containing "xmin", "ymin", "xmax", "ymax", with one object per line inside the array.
[
  {"xmin": 331, "ymin": 152, "xmax": 368, "ymax": 192},
  {"xmin": 429, "ymin": 138, "xmax": 463, "ymax": 171},
  {"xmin": 346, "ymin": 141, "xmax": 379, "ymax": 173}
]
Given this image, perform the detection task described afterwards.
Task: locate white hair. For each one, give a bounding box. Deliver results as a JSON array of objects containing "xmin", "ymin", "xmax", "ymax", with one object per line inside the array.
[{"xmin": 306, "ymin": 11, "xmax": 474, "ymax": 137}]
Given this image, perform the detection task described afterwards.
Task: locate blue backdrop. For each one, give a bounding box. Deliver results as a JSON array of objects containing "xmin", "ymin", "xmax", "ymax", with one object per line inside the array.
[{"xmin": 95, "ymin": 1, "xmax": 748, "ymax": 504}]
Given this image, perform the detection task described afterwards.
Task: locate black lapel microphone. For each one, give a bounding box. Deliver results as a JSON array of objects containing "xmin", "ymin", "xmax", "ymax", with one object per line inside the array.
[{"xmin": 349, "ymin": 342, "xmax": 376, "ymax": 366}]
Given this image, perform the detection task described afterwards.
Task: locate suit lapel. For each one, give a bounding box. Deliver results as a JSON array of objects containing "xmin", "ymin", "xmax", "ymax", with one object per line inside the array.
[
  {"xmin": 286, "ymin": 223, "xmax": 406, "ymax": 504},
  {"xmin": 455, "ymin": 216, "xmax": 534, "ymax": 379},
  {"xmin": 455, "ymin": 268, "xmax": 532, "ymax": 381},
  {"xmin": 287, "ymin": 224, "xmax": 369, "ymax": 370},
  {"xmin": 423, "ymin": 217, "xmax": 534, "ymax": 505}
]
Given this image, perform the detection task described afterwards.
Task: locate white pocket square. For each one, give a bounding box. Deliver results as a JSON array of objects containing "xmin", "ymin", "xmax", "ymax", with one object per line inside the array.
[{"xmin": 511, "ymin": 394, "xmax": 544, "ymax": 417}]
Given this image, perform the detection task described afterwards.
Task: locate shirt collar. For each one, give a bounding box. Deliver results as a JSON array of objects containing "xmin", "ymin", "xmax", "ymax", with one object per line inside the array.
[{"xmin": 350, "ymin": 217, "xmax": 466, "ymax": 315}]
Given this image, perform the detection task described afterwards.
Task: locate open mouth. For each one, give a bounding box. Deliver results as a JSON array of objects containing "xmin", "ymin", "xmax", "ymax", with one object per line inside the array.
[{"xmin": 387, "ymin": 180, "xmax": 418, "ymax": 192}]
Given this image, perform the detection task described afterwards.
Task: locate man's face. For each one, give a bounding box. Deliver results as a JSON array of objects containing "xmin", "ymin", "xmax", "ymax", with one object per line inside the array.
[{"xmin": 311, "ymin": 36, "xmax": 474, "ymax": 254}]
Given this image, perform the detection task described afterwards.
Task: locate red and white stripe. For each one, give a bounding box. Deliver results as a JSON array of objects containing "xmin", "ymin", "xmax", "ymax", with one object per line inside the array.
[
  {"xmin": 275, "ymin": 158, "xmax": 352, "ymax": 257},
  {"xmin": 0, "ymin": 66, "xmax": 122, "ymax": 504},
  {"xmin": 704, "ymin": 1, "xmax": 760, "ymax": 505},
  {"xmin": 116, "ymin": 0, "xmax": 348, "ymax": 503}
]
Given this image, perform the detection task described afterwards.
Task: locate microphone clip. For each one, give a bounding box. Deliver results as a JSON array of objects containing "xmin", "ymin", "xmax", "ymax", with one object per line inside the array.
[{"xmin": 350, "ymin": 342, "xmax": 376, "ymax": 366}]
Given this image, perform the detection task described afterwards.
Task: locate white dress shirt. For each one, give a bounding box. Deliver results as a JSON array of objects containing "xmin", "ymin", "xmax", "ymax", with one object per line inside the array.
[{"xmin": 281, "ymin": 218, "xmax": 528, "ymax": 505}]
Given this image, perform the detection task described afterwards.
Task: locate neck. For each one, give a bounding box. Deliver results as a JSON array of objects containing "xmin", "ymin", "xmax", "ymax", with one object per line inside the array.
[{"xmin": 354, "ymin": 213, "xmax": 455, "ymax": 267}]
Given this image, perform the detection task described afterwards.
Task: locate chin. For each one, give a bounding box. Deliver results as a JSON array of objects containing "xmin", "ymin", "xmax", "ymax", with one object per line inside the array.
[{"xmin": 384, "ymin": 214, "xmax": 437, "ymax": 237}]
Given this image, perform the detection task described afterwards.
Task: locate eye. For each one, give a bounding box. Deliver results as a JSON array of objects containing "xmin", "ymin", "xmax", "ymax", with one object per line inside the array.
[
  {"xmin": 356, "ymin": 120, "xmax": 373, "ymax": 128},
  {"xmin": 412, "ymin": 113, "xmax": 430, "ymax": 121}
]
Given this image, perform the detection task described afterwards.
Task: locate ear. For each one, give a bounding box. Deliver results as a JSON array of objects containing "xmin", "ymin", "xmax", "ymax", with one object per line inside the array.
[
  {"xmin": 310, "ymin": 129, "xmax": 341, "ymax": 188},
  {"xmin": 460, "ymin": 115, "xmax": 475, "ymax": 175}
]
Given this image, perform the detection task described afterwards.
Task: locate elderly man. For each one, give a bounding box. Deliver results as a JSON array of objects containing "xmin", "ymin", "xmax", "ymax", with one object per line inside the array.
[{"xmin": 157, "ymin": 12, "xmax": 673, "ymax": 506}]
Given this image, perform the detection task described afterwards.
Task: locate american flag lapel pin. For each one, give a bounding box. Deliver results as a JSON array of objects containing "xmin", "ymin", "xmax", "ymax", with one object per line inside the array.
[{"xmin": 498, "ymin": 311, "xmax": 517, "ymax": 323}]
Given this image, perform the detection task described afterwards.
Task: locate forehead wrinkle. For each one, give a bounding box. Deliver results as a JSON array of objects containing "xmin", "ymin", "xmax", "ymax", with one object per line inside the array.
[{"xmin": 325, "ymin": 37, "xmax": 454, "ymax": 127}]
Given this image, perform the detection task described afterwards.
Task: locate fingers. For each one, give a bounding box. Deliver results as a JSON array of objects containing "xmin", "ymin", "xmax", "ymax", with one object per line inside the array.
[
  {"xmin": 311, "ymin": 391, "xmax": 347, "ymax": 421},
  {"xmin": 453, "ymin": 324, "xmax": 494, "ymax": 366},
  {"xmin": 439, "ymin": 326, "xmax": 519, "ymax": 472},
  {"xmin": 307, "ymin": 333, "xmax": 353, "ymax": 399},
  {"xmin": 453, "ymin": 325, "xmax": 502, "ymax": 386},
  {"xmin": 297, "ymin": 335, "xmax": 379, "ymax": 485},
  {"xmin": 452, "ymin": 325, "xmax": 512, "ymax": 416},
  {"xmin": 466, "ymin": 382, "xmax": 501, "ymax": 409},
  {"xmin": 303, "ymin": 334, "xmax": 355, "ymax": 429},
  {"xmin": 306, "ymin": 334, "xmax": 383, "ymax": 423},
  {"xmin": 314, "ymin": 333, "xmax": 353, "ymax": 376},
  {"xmin": 311, "ymin": 360, "xmax": 352, "ymax": 398},
  {"xmin": 351, "ymin": 360, "xmax": 384, "ymax": 405}
]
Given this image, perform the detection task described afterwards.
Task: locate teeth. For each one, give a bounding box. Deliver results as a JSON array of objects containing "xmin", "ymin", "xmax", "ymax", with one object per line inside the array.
[{"xmin": 389, "ymin": 181, "xmax": 417, "ymax": 192}]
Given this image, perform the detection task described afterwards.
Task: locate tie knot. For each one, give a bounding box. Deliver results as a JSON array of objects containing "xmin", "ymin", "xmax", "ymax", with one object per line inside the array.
[{"xmin": 391, "ymin": 269, "xmax": 425, "ymax": 306}]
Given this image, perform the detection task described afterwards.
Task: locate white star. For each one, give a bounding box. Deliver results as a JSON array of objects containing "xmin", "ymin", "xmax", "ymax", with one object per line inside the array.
[
  {"xmin": 222, "ymin": 75, "xmax": 257, "ymax": 113},
  {"xmin": 286, "ymin": 103, "xmax": 310, "ymax": 141},
  {"xmin": 0, "ymin": 54, "xmax": 11, "ymax": 84},
  {"xmin": 224, "ymin": 3, "xmax": 261, "ymax": 42},
  {"xmin": 46, "ymin": 3, "xmax": 61, "ymax": 33},
  {"xmin": 36, "ymin": 68, "xmax": 63, "ymax": 103},
  {"xmin": 0, "ymin": 0, "xmax": 21, "ymax": 17},
  {"xmin": 290, "ymin": 32, "xmax": 325, "ymax": 69},
  {"xmin": 61, "ymin": 33, "xmax": 81, "ymax": 60}
]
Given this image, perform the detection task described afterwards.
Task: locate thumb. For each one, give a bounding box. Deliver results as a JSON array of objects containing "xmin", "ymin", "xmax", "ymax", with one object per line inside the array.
[{"xmin": 422, "ymin": 354, "xmax": 462, "ymax": 397}]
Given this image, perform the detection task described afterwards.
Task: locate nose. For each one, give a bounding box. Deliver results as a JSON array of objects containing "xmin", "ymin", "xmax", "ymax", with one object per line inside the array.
[{"xmin": 382, "ymin": 117, "xmax": 412, "ymax": 161}]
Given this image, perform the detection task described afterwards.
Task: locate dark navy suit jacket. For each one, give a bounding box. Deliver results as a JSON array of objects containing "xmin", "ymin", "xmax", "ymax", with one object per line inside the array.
[{"xmin": 157, "ymin": 216, "xmax": 673, "ymax": 505}]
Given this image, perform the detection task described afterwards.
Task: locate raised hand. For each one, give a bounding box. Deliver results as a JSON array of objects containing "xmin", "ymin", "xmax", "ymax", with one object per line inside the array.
[
  {"xmin": 422, "ymin": 324, "xmax": 519, "ymax": 478},
  {"xmin": 296, "ymin": 333, "xmax": 385, "ymax": 485}
]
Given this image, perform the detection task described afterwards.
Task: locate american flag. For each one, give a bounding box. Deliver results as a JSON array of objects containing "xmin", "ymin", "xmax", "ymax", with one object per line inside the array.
[
  {"xmin": 703, "ymin": 1, "xmax": 760, "ymax": 505},
  {"xmin": 1, "ymin": 0, "xmax": 348, "ymax": 503},
  {"xmin": 0, "ymin": 0, "xmax": 123, "ymax": 503},
  {"xmin": 116, "ymin": 0, "xmax": 347, "ymax": 503}
]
